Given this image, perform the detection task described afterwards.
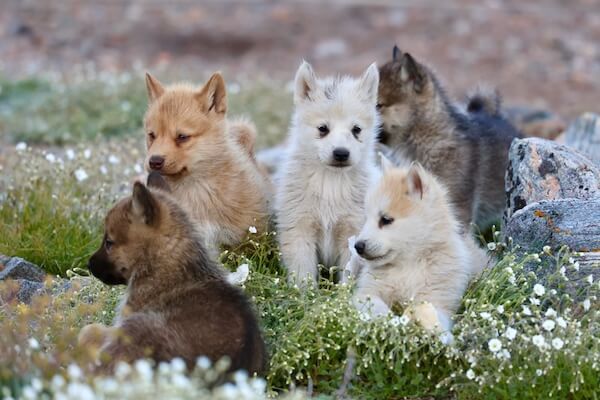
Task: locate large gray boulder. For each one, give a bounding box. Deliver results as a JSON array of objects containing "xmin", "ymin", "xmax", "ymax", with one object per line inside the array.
[
  {"xmin": 0, "ymin": 257, "xmax": 46, "ymax": 282},
  {"xmin": 565, "ymin": 112, "xmax": 600, "ymax": 166},
  {"xmin": 504, "ymin": 137, "xmax": 600, "ymax": 222},
  {"xmin": 504, "ymin": 198, "xmax": 600, "ymax": 253}
]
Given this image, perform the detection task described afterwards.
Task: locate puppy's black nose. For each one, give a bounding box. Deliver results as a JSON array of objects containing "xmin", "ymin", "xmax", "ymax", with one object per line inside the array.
[
  {"xmin": 149, "ymin": 155, "xmax": 165, "ymax": 170},
  {"xmin": 354, "ymin": 240, "xmax": 366, "ymax": 255},
  {"xmin": 333, "ymin": 148, "xmax": 350, "ymax": 162}
]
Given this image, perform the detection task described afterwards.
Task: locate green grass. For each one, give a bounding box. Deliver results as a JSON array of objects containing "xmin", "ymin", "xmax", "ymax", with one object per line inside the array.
[{"xmin": 0, "ymin": 74, "xmax": 598, "ymax": 399}]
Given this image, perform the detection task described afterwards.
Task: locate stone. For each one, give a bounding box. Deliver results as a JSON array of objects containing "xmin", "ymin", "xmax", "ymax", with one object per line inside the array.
[
  {"xmin": 504, "ymin": 137, "xmax": 600, "ymax": 222},
  {"xmin": 504, "ymin": 106, "xmax": 565, "ymax": 140},
  {"xmin": 15, "ymin": 279, "xmax": 45, "ymax": 303},
  {"xmin": 0, "ymin": 257, "xmax": 46, "ymax": 282},
  {"xmin": 565, "ymin": 112, "xmax": 600, "ymax": 166},
  {"xmin": 504, "ymin": 198, "xmax": 600, "ymax": 253}
]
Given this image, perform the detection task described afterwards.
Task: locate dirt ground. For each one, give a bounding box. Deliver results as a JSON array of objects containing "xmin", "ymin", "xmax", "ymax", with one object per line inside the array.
[{"xmin": 1, "ymin": 0, "xmax": 599, "ymax": 118}]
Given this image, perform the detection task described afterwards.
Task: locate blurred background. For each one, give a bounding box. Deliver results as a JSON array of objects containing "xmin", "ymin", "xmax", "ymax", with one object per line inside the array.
[{"xmin": 0, "ymin": 0, "xmax": 599, "ymax": 148}]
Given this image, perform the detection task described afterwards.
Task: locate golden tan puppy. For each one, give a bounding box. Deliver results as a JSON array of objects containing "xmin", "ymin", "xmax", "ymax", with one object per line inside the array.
[
  {"xmin": 79, "ymin": 173, "xmax": 266, "ymax": 374},
  {"xmin": 143, "ymin": 73, "xmax": 271, "ymax": 255}
]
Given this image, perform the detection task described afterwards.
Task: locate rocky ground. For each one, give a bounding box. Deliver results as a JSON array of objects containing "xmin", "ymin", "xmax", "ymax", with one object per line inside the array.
[{"xmin": 2, "ymin": 0, "xmax": 599, "ymax": 119}]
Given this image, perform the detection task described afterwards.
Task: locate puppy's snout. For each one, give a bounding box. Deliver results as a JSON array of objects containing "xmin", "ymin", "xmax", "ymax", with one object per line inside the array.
[
  {"xmin": 354, "ymin": 240, "xmax": 366, "ymax": 255},
  {"xmin": 332, "ymin": 148, "xmax": 350, "ymax": 162},
  {"xmin": 149, "ymin": 155, "xmax": 165, "ymax": 170}
]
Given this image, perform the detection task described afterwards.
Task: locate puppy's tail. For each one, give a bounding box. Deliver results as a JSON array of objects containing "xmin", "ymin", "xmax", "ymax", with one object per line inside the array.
[
  {"xmin": 229, "ymin": 117, "xmax": 257, "ymax": 158},
  {"xmin": 466, "ymin": 87, "xmax": 501, "ymax": 116}
]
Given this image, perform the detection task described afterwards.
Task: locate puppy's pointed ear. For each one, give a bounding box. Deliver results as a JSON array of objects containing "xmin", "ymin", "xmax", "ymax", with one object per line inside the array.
[
  {"xmin": 407, "ymin": 162, "xmax": 424, "ymax": 200},
  {"xmin": 392, "ymin": 45, "xmax": 402, "ymax": 62},
  {"xmin": 379, "ymin": 152, "xmax": 394, "ymax": 173},
  {"xmin": 399, "ymin": 53, "xmax": 427, "ymax": 93},
  {"xmin": 359, "ymin": 62, "xmax": 379, "ymax": 103},
  {"xmin": 147, "ymin": 171, "xmax": 171, "ymax": 193},
  {"xmin": 197, "ymin": 72, "xmax": 227, "ymax": 115},
  {"xmin": 294, "ymin": 60, "xmax": 318, "ymax": 104},
  {"xmin": 131, "ymin": 182, "xmax": 160, "ymax": 225},
  {"xmin": 145, "ymin": 72, "xmax": 165, "ymax": 103}
]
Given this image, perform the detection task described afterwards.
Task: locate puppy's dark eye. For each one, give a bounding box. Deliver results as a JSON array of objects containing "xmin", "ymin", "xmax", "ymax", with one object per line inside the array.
[
  {"xmin": 317, "ymin": 124, "xmax": 329, "ymax": 137},
  {"xmin": 378, "ymin": 215, "xmax": 394, "ymax": 228},
  {"xmin": 176, "ymin": 133, "xmax": 190, "ymax": 143},
  {"xmin": 351, "ymin": 125, "xmax": 362, "ymax": 138},
  {"xmin": 105, "ymin": 238, "xmax": 114, "ymax": 251},
  {"xmin": 148, "ymin": 132, "xmax": 156, "ymax": 140}
]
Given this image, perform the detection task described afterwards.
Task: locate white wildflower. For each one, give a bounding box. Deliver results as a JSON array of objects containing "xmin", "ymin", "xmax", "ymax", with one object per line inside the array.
[
  {"xmin": 74, "ymin": 168, "xmax": 88, "ymax": 182},
  {"xmin": 552, "ymin": 337, "xmax": 564, "ymax": 350},
  {"xmin": 16, "ymin": 142, "xmax": 27, "ymax": 151},
  {"xmin": 196, "ymin": 356, "xmax": 211, "ymax": 370},
  {"xmin": 171, "ymin": 357, "xmax": 186, "ymax": 373},
  {"xmin": 542, "ymin": 320, "xmax": 556, "ymax": 331},
  {"xmin": 573, "ymin": 261, "xmax": 580, "ymax": 271},
  {"xmin": 115, "ymin": 361, "xmax": 132, "ymax": 379},
  {"xmin": 504, "ymin": 266, "xmax": 514, "ymax": 275},
  {"xmin": 134, "ymin": 359, "xmax": 153, "ymax": 382},
  {"xmin": 487, "ymin": 242, "xmax": 497, "ymax": 251},
  {"xmin": 501, "ymin": 349, "xmax": 511, "ymax": 359},
  {"xmin": 545, "ymin": 308, "xmax": 557, "ymax": 318},
  {"xmin": 108, "ymin": 155, "xmax": 120, "ymax": 164},
  {"xmin": 359, "ymin": 312, "xmax": 372, "ymax": 322},
  {"xmin": 504, "ymin": 327, "xmax": 517, "ymax": 340},
  {"xmin": 583, "ymin": 299, "xmax": 591, "ymax": 311},
  {"xmin": 22, "ymin": 386, "xmax": 37, "ymax": 400},
  {"xmin": 51, "ymin": 375, "xmax": 65, "ymax": 390},
  {"xmin": 533, "ymin": 284, "xmax": 545, "ymax": 296},
  {"xmin": 227, "ymin": 263, "xmax": 250, "ymax": 285},
  {"xmin": 559, "ymin": 266, "xmax": 566, "ymax": 277},
  {"xmin": 488, "ymin": 338, "xmax": 502, "ymax": 352},
  {"xmin": 556, "ymin": 317, "xmax": 567, "ymax": 328},
  {"xmin": 586, "ymin": 274, "xmax": 594, "ymax": 285},
  {"xmin": 389, "ymin": 316, "xmax": 401, "ymax": 327},
  {"xmin": 100, "ymin": 165, "xmax": 108, "ymax": 175},
  {"xmin": 67, "ymin": 364, "xmax": 82, "ymax": 380},
  {"xmin": 508, "ymin": 275, "xmax": 516, "ymax": 285},
  {"xmin": 45, "ymin": 153, "xmax": 57, "ymax": 163},
  {"xmin": 480, "ymin": 311, "xmax": 492, "ymax": 320},
  {"xmin": 399, "ymin": 314, "xmax": 410, "ymax": 325},
  {"xmin": 466, "ymin": 369, "xmax": 476, "ymax": 380},
  {"xmin": 542, "ymin": 245, "xmax": 551, "ymax": 253},
  {"xmin": 536, "ymin": 369, "xmax": 543, "ymax": 376},
  {"xmin": 65, "ymin": 148, "xmax": 76, "ymax": 160},
  {"xmin": 83, "ymin": 149, "xmax": 92, "ymax": 159},
  {"xmin": 530, "ymin": 297, "xmax": 540, "ymax": 306},
  {"xmin": 28, "ymin": 338, "xmax": 40, "ymax": 350},
  {"xmin": 522, "ymin": 305, "xmax": 532, "ymax": 316},
  {"xmin": 134, "ymin": 164, "xmax": 143, "ymax": 174},
  {"xmin": 66, "ymin": 382, "xmax": 95, "ymax": 400},
  {"xmin": 532, "ymin": 335, "xmax": 546, "ymax": 349},
  {"xmin": 248, "ymin": 226, "xmax": 257, "ymax": 234},
  {"xmin": 568, "ymin": 257, "xmax": 574, "ymax": 264},
  {"xmin": 496, "ymin": 305, "xmax": 505, "ymax": 314}
]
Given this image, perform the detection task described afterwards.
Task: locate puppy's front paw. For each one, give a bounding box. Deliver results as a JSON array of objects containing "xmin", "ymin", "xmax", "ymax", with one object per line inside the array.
[{"xmin": 404, "ymin": 302, "xmax": 440, "ymax": 332}]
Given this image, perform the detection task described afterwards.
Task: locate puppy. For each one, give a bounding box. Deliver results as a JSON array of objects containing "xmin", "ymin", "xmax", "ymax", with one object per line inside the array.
[
  {"xmin": 78, "ymin": 173, "xmax": 266, "ymax": 374},
  {"xmin": 275, "ymin": 61, "xmax": 381, "ymax": 285}
]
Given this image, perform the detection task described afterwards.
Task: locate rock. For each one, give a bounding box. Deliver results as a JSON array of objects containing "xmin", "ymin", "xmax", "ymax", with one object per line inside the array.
[
  {"xmin": 565, "ymin": 112, "xmax": 600, "ymax": 166},
  {"xmin": 0, "ymin": 257, "xmax": 46, "ymax": 282},
  {"xmin": 504, "ymin": 198, "xmax": 600, "ymax": 253},
  {"xmin": 504, "ymin": 106, "xmax": 565, "ymax": 140},
  {"xmin": 15, "ymin": 279, "xmax": 45, "ymax": 303},
  {"xmin": 504, "ymin": 138, "xmax": 600, "ymax": 222}
]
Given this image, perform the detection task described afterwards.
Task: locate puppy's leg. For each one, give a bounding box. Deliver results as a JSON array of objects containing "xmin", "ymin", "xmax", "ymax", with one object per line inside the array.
[
  {"xmin": 279, "ymin": 222, "xmax": 318, "ymax": 286},
  {"xmin": 335, "ymin": 222, "xmax": 361, "ymax": 283},
  {"xmin": 404, "ymin": 302, "xmax": 442, "ymax": 331},
  {"xmin": 353, "ymin": 293, "xmax": 391, "ymax": 318},
  {"xmin": 78, "ymin": 323, "xmax": 118, "ymax": 360}
]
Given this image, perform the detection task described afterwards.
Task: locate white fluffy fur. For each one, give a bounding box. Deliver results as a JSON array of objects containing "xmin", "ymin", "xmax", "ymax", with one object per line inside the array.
[
  {"xmin": 347, "ymin": 159, "xmax": 488, "ymax": 333},
  {"xmin": 275, "ymin": 61, "xmax": 380, "ymax": 285}
]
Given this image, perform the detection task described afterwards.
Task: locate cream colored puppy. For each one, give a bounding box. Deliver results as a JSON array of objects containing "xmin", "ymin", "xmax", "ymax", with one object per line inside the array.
[{"xmin": 347, "ymin": 157, "xmax": 488, "ymax": 334}]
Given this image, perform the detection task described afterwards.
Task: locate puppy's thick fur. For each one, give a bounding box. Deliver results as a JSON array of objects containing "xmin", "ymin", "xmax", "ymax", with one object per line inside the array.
[
  {"xmin": 79, "ymin": 174, "xmax": 266, "ymax": 374},
  {"xmin": 143, "ymin": 73, "xmax": 271, "ymax": 255},
  {"xmin": 275, "ymin": 61, "xmax": 380, "ymax": 285},
  {"xmin": 377, "ymin": 46, "xmax": 522, "ymax": 229},
  {"xmin": 347, "ymin": 159, "xmax": 487, "ymax": 332}
]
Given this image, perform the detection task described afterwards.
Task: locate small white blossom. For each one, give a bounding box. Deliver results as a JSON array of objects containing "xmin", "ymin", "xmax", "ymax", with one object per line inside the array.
[
  {"xmin": 532, "ymin": 335, "xmax": 546, "ymax": 349},
  {"xmin": 227, "ymin": 263, "xmax": 250, "ymax": 285},
  {"xmin": 28, "ymin": 338, "xmax": 40, "ymax": 350},
  {"xmin": 399, "ymin": 314, "xmax": 410, "ymax": 326},
  {"xmin": 568, "ymin": 257, "xmax": 575, "ymax": 264},
  {"xmin": 134, "ymin": 359, "xmax": 153, "ymax": 382},
  {"xmin": 504, "ymin": 327, "xmax": 517, "ymax": 340},
  {"xmin": 65, "ymin": 149, "xmax": 76, "ymax": 160},
  {"xmin": 480, "ymin": 311, "xmax": 492, "ymax": 320},
  {"xmin": 536, "ymin": 369, "xmax": 543, "ymax": 376},
  {"xmin": 552, "ymin": 338, "xmax": 564, "ymax": 350},
  {"xmin": 389, "ymin": 316, "xmax": 401, "ymax": 327},
  {"xmin": 487, "ymin": 242, "xmax": 497, "ymax": 251},
  {"xmin": 522, "ymin": 305, "xmax": 532, "ymax": 316},
  {"xmin": 586, "ymin": 274, "xmax": 594, "ymax": 285},
  {"xmin": 556, "ymin": 317, "xmax": 567, "ymax": 328},
  {"xmin": 74, "ymin": 168, "xmax": 88, "ymax": 182},
  {"xmin": 171, "ymin": 357, "xmax": 186, "ymax": 373},
  {"xmin": 583, "ymin": 299, "xmax": 591, "ymax": 311},
  {"xmin": 501, "ymin": 349, "xmax": 511, "ymax": 359},
  {"xmin": 196, "ymin": 356, "xmax": 211, "ymax": 370},
  {"xmin": 573, "ymin": 261, "xmax": 580, "ymax": 271},
  {"xmin": 496, "ymin": 305, "xmax": 505, "ymax": 314},
  {"xmin": 100, "ymin": 165, "xmax": 108, "ymax": 175},
  {"xmin": 542, "ymin": 245, "xmax": 551, "ymax": 253},
  {"xmin": 115, "ymin": 362, "xmax": 132, "ymax": 379},
  {"xmin": 134, "ymin": 164, "xmax": 143, "ymax": 174},
  {"xmin": 542, "ymin": 320, "xmax": 556, "ymax": 331},
  {"xmin": 45, "ymin": 153, "xmax": 57, "ymax": 163},
  {"xmin": 530, "ymin": 297, "xmax": 540, "ymax": 306},
  {"xmin": 545, "ymin": 308, "xmax": 557, "ymax": 318},
  {"xmin": 66, "ymin": 382, "xmax": 95, "ymax": 400},
  {"xmin": 108, "ymin": 155, "xmax": 120, "ymax": 164},
  {"xmin": 466, "ymin": 369, "xmax": 476, "ymax": 380},
  {"xmin": 533, "ymin": 284, "xmax": 545, "ymax": 296},
  {"xmin": 67, "ymin": 364, "xmax": 82, "ymax": 380},
  {"xmin": 488, "ymin": 338, "xmax": 502, "ymax": 352},
  {"xmin": 508, "ymin": 275, "xmax": 516, "ymax": 285},
  {"xmin": 248, "ymin": 226, "xmax": 257, "ymax": 234},
  {"xmin": 16, "ymin": 142, "xmax": 27, "ymax": 151},
  {"xmin": 83, "ymin": 149, "xmax": 92, "ymax": 159}
]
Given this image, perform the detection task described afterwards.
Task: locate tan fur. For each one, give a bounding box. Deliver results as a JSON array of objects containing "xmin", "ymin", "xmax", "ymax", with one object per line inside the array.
[
  {"xmin": 143, "ymin": 73, "xmax": 272, "ymax": 255},
  {"xmin": 348, "ymin": 160, "xmax": 488, "ymax": 336},
  {"xmin": 79, "ymin": 179, "xmax": 266, "ymax": 374}
]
